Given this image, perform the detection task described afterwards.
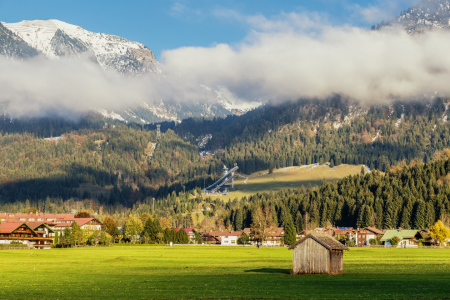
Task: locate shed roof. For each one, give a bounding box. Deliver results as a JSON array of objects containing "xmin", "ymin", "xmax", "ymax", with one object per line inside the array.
[
  {"xmin": 380, "ymin": 230, "xmax": 418, "ymax": 241},
  {"xmin": 289, "ymin": 234, "xmax": 349, "ymax": 251}
]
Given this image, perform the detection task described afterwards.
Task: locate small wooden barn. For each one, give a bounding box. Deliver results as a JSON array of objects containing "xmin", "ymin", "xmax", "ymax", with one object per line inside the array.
[{"xmin": 289, "ymin": 233, "xmax": 349, "ymax": 275}]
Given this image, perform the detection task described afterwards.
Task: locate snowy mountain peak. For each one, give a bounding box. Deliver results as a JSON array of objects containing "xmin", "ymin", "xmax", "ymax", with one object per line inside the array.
[{"xmin": 1, "ymin": 19, "xmax": 156, "ymax": 74}]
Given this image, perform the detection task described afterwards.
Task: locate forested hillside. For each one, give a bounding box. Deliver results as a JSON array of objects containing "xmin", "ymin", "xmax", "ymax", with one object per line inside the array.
[
  {"xmin": 1, "ymin": 96, "xmax": 450, "ymax": 229},
  {"xmin": 175, "ymin": 97, "xmax": 450, "ymax": 174},
  {"xmin": 0, "ymin": 117, "xmax": 223, "ymax": 211},
  {"xmin": 123, "ymin": 151, "xmax": 450, "ymax": 231}
]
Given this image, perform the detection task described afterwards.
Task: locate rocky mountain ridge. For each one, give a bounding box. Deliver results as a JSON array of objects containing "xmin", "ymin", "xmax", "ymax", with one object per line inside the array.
[
  {"xmin": 1, "ymin": 20, "xmax": 158, "ymax": 74},
  {"xmin": 374, "ymin": 0, "xmax": 450, "ymax": 33}
]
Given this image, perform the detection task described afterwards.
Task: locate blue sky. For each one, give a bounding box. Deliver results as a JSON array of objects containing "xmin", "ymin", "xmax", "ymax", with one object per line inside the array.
[{"xmin": 0, "ymin": 0, "xmax": 416, "ymax": 59}]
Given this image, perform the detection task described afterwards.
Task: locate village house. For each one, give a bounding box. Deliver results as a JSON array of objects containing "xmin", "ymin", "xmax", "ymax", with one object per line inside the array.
[
  {"xmin": 243, "ymin": 227, "xmax": 285, "ymax": 246},
  {"xmin": 381, "ymin": 229, "xmax": 418, "ymax": 247},
  {"xmin": 202, "ymin": 231, "xmax": 222, "ymax": 244},
  {"xmin": 349, "ymin": 227, "xmax": 385, "ymax": 246},
  {"xmin": 218, "ymin": 231, "xmax": 242, "ymax": 245},
  {"xmin": 414, "ymin": 230, "xmax": 437, "ymax": 245},
  {"xmin": 0, "ymin": 222, "xmax": 55, "ymax": 249},
  {"xmin": 52, "ymin": 218, "xmax": 103, "ymax": 234},
  {"xmin": 0, "ymin": 213, "xmax": 75, "ymax": 224},
  {"xmin": 289, "ymin": 233, "xmax": 349, "ymax": 275}
]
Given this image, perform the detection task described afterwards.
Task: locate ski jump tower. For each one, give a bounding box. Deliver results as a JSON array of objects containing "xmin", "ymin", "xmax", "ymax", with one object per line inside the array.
[{"xmin": 203, "ymin": 163, "xmax": 238, "ymax": 194}]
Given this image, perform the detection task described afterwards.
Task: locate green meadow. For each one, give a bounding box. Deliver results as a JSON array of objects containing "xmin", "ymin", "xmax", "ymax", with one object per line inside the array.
[
  {"xmin": 1, "ymin": 246, "xmax": 449, "ymax": 299},
  {"xmin": 215, "ymin": 164, "xmax": 365, "ymax": 202}
]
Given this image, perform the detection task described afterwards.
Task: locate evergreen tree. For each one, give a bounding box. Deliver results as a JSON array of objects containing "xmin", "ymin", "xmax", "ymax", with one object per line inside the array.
[
  {"xmin": 284, "ymin": 216, "xmax": 297, "ymax": 245},
  {"xmin": 176, "ymin": 227, "xmax": 189, "ymax": 244},
  {"xmin": 295, "ymin": 211, "xmax": 304, "ymax": 233},
  {"xmin": 426, "ymin": 202, "xmax": 436, "ymax": 228},
  {"xmin": 400, "ymin": 198, "xmax": 413, "ymax": 229},
  {"xmin": 234, "ymin": 208, "xmax": 244, "ymax": 231},
  {"xmin": 414, "ymin": 201, "xmax": 426, "ymax": 229}
]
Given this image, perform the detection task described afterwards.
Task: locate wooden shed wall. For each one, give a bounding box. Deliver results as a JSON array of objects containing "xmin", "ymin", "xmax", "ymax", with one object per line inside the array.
[
  {"xmin": 329, "ymin": 250, "xmax": 344, "ymax": 274},
  {"xmin": 292, "ymin": 238, "xmax": 330, "ymax": 274}
]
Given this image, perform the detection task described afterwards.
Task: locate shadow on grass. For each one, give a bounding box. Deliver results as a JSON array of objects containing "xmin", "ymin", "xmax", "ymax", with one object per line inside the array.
[{"xmin": 244, "ymin": 268, "xmax": 291, "ymax": 274}]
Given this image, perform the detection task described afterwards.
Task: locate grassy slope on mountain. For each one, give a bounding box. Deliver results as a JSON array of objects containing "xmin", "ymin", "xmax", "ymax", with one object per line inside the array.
[{"xmin": 215, "ymin": 164, "xmax": 366, "ymax": 202}]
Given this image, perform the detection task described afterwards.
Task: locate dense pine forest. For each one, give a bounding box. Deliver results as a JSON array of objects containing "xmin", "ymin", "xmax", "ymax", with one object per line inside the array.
[{"xmin": 1, "ymin": 97, "xmax": 450, "ymax": 230}]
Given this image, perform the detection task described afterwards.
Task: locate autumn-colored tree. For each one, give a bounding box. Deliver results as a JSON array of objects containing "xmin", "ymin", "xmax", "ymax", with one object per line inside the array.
[
  {"xmin": 72, "ymin": 221, "xmax": 85, "ymax": 246},
  {"xmin": 123, "ymin": 215, "xmax": 143, "ymax": 244},
  {"xmin": 250, "ymin": 206, "xmax": 275, "ymax": 245},
  {"xmin": 102, "ymin": 216, "xmax": 116, "ymax": 236},
  {"xmin": 429, "ymin": 220, "xmax": 450, "ymax": 246},
  {"xmin": 160, "ymin": 218, "xmax": 170, "ymax": 228},
  {"xmin": 156, "ymin": 232, "xmax": 164, "ymax": 244},
  {"xmin": 75, "ymin": 211, "xmax": 92, "ymax": 218},
  {"xmin": 139, "ymin": 212, "xmax": 152, "ymax": 225}
]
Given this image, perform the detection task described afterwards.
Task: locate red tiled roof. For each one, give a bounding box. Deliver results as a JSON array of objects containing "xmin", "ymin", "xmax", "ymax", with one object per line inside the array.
[
  {"xmin": 365, "ymin": 227, "xmax": 385, "ymax": 235},
  {"xmin": 205, "ymin": 231, "xmax": 222, "ymax": 237},
  {"xmin": 0, "ymin": 213, "xmax": 75, "ymax": 222},
  {"xmin": 72, "ymin": 218, "xmax": 103, "ymax": 227},
  {"xmin": 217, "ymin": 231, "xmax": 243, "ymax": 237},
  {"xmin": 0, "ymin": 222, "xmax": 36, "ymax": 234},
  {"xmin": 53, "ymin": 223, "xmax": 72, "ymax": 227}
]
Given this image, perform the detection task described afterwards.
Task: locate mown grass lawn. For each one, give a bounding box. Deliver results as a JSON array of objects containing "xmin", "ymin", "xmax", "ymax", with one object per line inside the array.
[{"xmin": 0, "ymin": 246, "xmax": 449, "ymax": 299}]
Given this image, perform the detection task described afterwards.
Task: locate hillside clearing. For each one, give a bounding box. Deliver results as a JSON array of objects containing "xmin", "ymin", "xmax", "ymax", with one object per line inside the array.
[{"xmin": 214, "ymin": 164, "xmax": 365, "ymax": 201}]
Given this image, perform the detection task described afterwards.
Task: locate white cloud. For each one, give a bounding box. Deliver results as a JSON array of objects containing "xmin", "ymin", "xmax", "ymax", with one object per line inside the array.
[
  {"xmin": 213, "ymin": 8, "xmax": 329, "ymax": 33},
  {"xmin": 169, "ymin": 2, "xmax": 202, "ymax": 20},
  {"xmin": 0, "ymin": 55, "xmax": 213, "ymax": 118},
  {"xmin": 350, "ymin": 0, "xmax": 418, "ymax": 23},
  {"xmin": 4, "ymin": 8, "xmax": 450, "ymax": 118},
  {"xmin": 162, "ymin": 17, "xmax": 450, "ymax": 103}
]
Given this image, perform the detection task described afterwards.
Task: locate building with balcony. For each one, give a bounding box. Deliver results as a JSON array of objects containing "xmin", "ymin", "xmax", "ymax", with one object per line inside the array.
[{"xmin": 0, "ymin": 222, "xmax": 55, "ymax": 249}]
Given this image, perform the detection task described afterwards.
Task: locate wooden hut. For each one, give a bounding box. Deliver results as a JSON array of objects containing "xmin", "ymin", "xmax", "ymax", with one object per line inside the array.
[{"xmin": 288, "ymin": 233, "xmax": 349, "ymax": 275}]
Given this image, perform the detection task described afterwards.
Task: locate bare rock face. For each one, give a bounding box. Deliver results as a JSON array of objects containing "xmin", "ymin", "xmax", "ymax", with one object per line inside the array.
[
  {"xmin": 0, "ymin": 22, "xmax": 39, "ymax": 59},
  {"xmin": 129, "ymin": 48, "xmax": 156, "ymax": 64}
]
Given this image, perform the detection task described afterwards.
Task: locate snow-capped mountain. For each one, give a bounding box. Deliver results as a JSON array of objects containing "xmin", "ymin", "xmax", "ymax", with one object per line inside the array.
[
  {"xmin": 1, "ymin": 20, "xmax": 157, "ymax": 74},
  {"xmin": 0, "ymin": 19, "xmax": 262, "ymax": 122},
  {"xmin": 374, "ymin": 0, "xmax": 450, "ymax": 33},
  {"xmin": 0, "ymin": 22, "xmax": 39, "ymax": 58}
]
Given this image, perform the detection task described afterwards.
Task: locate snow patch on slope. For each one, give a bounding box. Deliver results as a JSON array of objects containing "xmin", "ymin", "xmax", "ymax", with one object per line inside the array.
[
  {"xmin": 2, "ymin": 20, "xmax": 59, "ymax": 58},
  {"xmin": 98, "ymin": 109, "xmax": 126, "ymax": 122}
]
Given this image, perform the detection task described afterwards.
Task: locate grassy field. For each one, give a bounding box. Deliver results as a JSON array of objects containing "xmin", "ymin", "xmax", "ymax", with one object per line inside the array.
[
  {"xmin": 215, "ymin": 164, "xmax": 365, "ymax": 201},
  {"xmin": 1, "ymin": 246, "xmax": 449, "ymax": 299}
]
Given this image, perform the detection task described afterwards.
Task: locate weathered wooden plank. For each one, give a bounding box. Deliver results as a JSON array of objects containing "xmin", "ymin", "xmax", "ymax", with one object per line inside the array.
[{"xmin": 292, "ymin": 237, "xmax": 344, "ymax": 275}]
